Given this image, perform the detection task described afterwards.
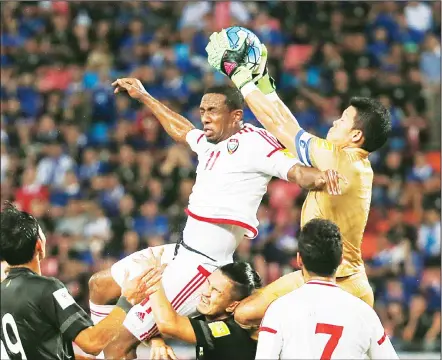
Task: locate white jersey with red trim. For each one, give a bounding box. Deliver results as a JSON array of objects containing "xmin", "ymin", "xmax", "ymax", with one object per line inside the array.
[
  {"xmin": 256, "ymin": 280, "xmax": 399, "ymax": 360},
  {"xmin": 186, "ymin": 124, "xmax": 300, "ymax": 239}
]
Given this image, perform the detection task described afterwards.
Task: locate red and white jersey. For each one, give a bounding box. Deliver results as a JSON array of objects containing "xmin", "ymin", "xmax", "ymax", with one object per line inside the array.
[
  {"xmin": 186, "ymin": 124, "xmax": 300, "ymax": 238},
  {"xmin": 256, "ymin": 280, "xmax": 399, "ymax": 360}
]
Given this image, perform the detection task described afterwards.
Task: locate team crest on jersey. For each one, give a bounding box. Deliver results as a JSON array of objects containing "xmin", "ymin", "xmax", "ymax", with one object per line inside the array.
[
  {"xmin": 208, "ymin": 321, "xmax": 231, "ymax": 338},
  {"xmin": 227, "ymin": 138, "xmax": 239, "ymax": 154}
]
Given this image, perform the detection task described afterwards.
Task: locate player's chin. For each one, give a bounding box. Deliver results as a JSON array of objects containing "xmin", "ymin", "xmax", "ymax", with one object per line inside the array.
[{"xmin": 196, "ymin": 301, "xmax": 209, "ymax": 315}]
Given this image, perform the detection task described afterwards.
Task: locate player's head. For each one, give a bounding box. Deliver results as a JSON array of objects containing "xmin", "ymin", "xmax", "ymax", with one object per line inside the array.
[
  {"xmin": 326, "ymin": 97, "xmax": 391, "ymax": 152},
  {"xmin": 297, "ymin": 219, "xmax": 342, "ymax": 277},
  {"xmin": 200, "ymin": 85, "xmax": 244, "ymax": 143},
  {"xmin": 0, "ymin": 202, "xmax": 46, "ymax": 266},
  {"xmin": 197, "ymin": 262, "xmax": 262, "ymax": 319}
]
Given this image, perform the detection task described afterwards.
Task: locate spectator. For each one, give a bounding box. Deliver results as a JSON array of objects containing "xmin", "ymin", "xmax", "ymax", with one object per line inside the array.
[{"xmin": 0, "ymin": 2, "xmax": 440, "ymax": 354}]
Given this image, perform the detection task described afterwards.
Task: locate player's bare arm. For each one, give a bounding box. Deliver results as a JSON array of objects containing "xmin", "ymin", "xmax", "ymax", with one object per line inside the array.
[
  {"xmin": 234, "ymin": 271, "xmax": 299, "ymax": 328},
  {"xmin": 75, "ymin": 265, "xmax": 163, "ymax": 355},
  {"xmin": 288, "ymin": 165, "xmax": 344, "ymax": 195},
  {"xmin": 142, "ymin": 249, "xmax": 198, "ymax": 344},
  {"xmin": 149, "ymin": 279, "xmax": 198, "ymax": 344},
  {"xmin": 242, "ymin": 88, "xmax": 302, "ymax": 156},
  {"xmin": 112, "ymin": 78, "xmax": 195, "ymax": 143}
]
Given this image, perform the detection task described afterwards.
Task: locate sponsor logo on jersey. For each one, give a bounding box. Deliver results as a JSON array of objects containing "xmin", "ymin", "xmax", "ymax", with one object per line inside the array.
[
  {"xmin": 136, "ymin": 311, "xmax": 146, "ymax": 321},
  {"xmin": 227, "ymin": 138, "xmax": 239, "ymax": 154},
  {"xmin": 208, "ymin": 321, "xmax": 231, "ymax": 338},
  {"xmin": 53, "ymin": 287, "xmax": 76, "ymax": 310}
]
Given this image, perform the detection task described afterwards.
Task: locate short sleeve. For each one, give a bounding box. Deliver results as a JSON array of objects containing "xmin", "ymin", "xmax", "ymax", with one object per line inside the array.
[
  {"xmin": 253, "ymin": 130, "xmax": 300, "ymax": 180},
  {"xmin": 186, "ymin": 129, "xmax": 208, "ymax": 154},
  {"xmin": 367, "ymin": 309, "xmax": 399, "ymax": 359},
  {"xmin": 255, "ymin": 302, "xmax": 283, "ymax": 359},
  {"xmin": 40, "ymin": 279, "xmax": 93, "ymax": 342},
  {"xmin": 294, "ymin": 130, "xmax": 338, "ymax": 170}
]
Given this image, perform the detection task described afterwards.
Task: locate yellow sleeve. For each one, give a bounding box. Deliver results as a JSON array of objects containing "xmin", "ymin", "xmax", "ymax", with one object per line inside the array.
[{"xmin": 294, "ymin": 129, "xmax": 338, "ymax": 171}]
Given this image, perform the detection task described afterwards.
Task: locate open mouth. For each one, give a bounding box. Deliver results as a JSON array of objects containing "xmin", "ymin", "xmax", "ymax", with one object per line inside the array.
[{"xmin": 204, "ymin": 128, "xmax": 213, "ymax": 137}]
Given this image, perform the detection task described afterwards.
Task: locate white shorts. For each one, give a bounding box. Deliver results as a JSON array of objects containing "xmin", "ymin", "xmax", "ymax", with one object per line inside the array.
[{"xmin": 110, "ymin": 217, "xmax": 246, "ymax": 341}]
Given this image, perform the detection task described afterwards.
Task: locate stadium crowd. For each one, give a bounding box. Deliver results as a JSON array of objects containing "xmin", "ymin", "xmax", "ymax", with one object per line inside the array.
[{"xmin": 1, "ymin": 0, "xmax": 440, "ymax": 353}]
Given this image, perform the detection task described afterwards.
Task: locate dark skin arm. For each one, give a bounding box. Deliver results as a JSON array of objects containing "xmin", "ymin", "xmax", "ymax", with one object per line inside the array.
[
  {"xmin": 112, "ymin": 78, "xmax": 195, "ymax": 143},
  {"xmin": 288, "ymin": 164, "xmax": 345, "ymax": 195}
]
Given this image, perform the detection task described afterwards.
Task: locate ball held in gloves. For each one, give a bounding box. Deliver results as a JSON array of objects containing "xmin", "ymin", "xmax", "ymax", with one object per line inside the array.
[{"xmin": 221, "ymin": 26, "xmax": 262, "ymax": 76}]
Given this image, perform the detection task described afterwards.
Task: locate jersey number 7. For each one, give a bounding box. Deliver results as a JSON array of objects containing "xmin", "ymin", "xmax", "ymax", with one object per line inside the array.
[{"xmin": 315, "ymin": 323, "xmax": 343, "ymax": 360}]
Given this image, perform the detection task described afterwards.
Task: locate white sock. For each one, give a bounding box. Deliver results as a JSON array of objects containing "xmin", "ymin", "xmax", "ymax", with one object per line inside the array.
[{"xmin": 89, "ymin": 301, "xmax": 115, "ymax": 359}]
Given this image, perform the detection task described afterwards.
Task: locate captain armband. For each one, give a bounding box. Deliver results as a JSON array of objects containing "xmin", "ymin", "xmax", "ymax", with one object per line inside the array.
[{"xmin": 294, "ymin": 130, "xmax": 314, "ymax": 167}]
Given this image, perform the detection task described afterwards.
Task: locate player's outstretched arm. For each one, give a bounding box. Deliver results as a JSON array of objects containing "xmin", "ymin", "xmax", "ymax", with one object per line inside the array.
[
  {"xmin": 235, "ymin": 272, "xmax": 301, "ymax": 328},
  {"xmin": 288, "ymin": 165, "xmax": 345, "ymax": 195},
  {"xmin": 112, "ymin": 78, "xmax": 195, "ymax": 143},
  {"xmin": 74, "ymin": 266, "xmax": 163, "ymax": 355}
]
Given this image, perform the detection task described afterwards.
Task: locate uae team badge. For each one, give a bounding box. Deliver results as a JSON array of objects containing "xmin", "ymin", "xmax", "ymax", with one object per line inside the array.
[{"xmin": 227, "ymin": 138, "xmax": 239, "ymax": 154}]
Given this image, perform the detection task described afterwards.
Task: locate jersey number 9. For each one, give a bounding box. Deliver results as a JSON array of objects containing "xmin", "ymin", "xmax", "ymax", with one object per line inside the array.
[{"xmin": 1, "ymin": 313, "xmax": 27, "ymax": 359}]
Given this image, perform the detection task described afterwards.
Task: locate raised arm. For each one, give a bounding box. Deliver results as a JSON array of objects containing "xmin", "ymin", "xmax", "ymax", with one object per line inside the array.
[
  {"xmin": 241, "ymin": 86, "xmax": 301, "ymax": 156},
  {"xmin": 112, "ymin": 78, "xmax": 195, "ymax": 143}
]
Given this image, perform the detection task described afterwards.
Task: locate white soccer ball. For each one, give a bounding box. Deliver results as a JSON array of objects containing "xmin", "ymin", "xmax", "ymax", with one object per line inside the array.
[{"xmin": 225, "ymin": 26, "xmax": 262, "ymax": 72}]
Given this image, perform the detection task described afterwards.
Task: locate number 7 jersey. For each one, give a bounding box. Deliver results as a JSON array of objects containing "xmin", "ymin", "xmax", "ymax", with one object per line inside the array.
[
  {"xmin": 185, "ymin": 125, "xmax": 300, "ymax": 239},
  {"xmin": 256, "ymin": 280, "xmax": 399, "ymax": 359}
]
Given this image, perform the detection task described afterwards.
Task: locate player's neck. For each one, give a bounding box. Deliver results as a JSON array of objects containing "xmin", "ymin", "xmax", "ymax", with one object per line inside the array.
[
  {"xmin": 205, "ymin": 313, "xmax": 230, "ymax": 322},
  {"xmin": 303, "ymin": 270, "xmax": 336, "ymax": 284},
  {"xmin": 9, "ymin": 258, "xmax": 41, "ymax": 276}
]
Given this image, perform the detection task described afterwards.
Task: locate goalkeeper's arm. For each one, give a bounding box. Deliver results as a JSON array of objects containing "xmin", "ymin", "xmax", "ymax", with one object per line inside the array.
[{"xmin": 240, "ymin": 79, "xmax": 302, "ymax": 158}]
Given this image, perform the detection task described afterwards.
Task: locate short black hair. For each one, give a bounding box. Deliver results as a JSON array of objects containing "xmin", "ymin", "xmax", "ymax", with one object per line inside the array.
[
  {"xmin": 204, "ymin": 85, "xmax": 244, "ymax": 111},
  {"xmin": 298, "ymin": 219, "xmax": 342, "ymax": 277},
  {"xmin": 350, "ymin": 97, "xmax": 391, "ymax": 152},
  {"xmin": 0, "ymin": 202, "xmax": 40, "ymax": 265},
  {"xmin": 219, "ymin": 262, "xmax": 262, "ymax": 301}
]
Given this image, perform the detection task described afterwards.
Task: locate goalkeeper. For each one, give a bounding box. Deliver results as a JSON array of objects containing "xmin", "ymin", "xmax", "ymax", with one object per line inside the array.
[{"xmin": 205, "ymin": 30, "xmax": 391, "ymax": 330}]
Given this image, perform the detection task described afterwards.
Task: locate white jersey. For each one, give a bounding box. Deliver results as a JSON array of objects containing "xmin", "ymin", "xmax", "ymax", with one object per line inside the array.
[
  {"xmin": 186, "ymin": 124, "xmax": 300, "ymax": 239},
  {"xmin": 256, "ymin": 280, "xmax": 399, "ymax": 360}
]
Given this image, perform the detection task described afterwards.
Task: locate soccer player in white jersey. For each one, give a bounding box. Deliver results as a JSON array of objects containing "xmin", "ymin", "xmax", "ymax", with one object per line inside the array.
[
  {"xmin": 256, "ymin": 218, "xmax": 399, "ymax": 360},
  {"xmin": 88, "ymin": 78, "xmax": 343, "ymax": 358}
]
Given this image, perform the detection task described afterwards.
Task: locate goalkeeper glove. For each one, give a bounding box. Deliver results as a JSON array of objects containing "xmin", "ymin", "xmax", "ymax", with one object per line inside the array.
[{"xmin": 252, "ymin": 44, "xmax": 276, "ymax": 95}]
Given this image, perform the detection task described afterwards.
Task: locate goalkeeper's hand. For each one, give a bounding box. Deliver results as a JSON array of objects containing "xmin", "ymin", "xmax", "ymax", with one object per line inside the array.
[
  {"xmin": 205, "ymin": 30, "xmax": 276, "ymax": 93},
  {"xmin": 205, "ymin": 30, "xmax": 254, "ymax": 89},
  {"xmin": 252, "ymin": 44, "xmax": 276, "ymax": 96}
]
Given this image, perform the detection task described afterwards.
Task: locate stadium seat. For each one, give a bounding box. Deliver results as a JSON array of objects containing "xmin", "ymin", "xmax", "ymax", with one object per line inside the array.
[
  {"xmin": 426, "ymin": 151, "xmax": 441, "ymax": 173},
  {"xmin": 283, "ymin": 45, "xmax": 314, "ymax": 71},
  {"xmin": 361, "ymin": 233, "xmax": 378, "ymax": 260}
]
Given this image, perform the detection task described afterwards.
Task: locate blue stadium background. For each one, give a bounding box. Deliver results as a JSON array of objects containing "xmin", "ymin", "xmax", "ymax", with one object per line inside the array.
[{"xmin": 1, "ymin": 1, "xmax": 440, "ymax": 357}]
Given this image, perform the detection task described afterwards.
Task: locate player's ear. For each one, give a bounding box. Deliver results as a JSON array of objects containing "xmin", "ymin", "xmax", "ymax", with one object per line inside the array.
[
  {"xmin": 226, "ymin": 300, "xmax": 240, "ymax": 314},
  {"xmin": 296, "ymin": 253, "xmax": 303, "ymax": 268},
  {"xmin": 350, "ymin": 128, "xmax": 364, "ymax": 145},
  {"xmin": 231, "ymin": 109, "xmax": 243, "ymax": 125}
]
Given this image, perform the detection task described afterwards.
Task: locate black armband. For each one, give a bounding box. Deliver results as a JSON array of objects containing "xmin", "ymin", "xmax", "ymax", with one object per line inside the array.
[{"xmin": 116, "ymin": 296, "xmax": 133, "ymax": 313}]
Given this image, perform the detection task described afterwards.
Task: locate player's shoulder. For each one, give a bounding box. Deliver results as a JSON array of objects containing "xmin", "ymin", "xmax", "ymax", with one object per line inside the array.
[
  {"xmin": 23, "ymin": 273, "xmax": 64, "ymax": 292},
  {"xmin": 336, "ymin": 286, "xmax": 377, "ymax": 314},
  {"xmin": 236, "ymin": 124, "xmax": 286, "ymax": 154},
  {"xmin": 269, "ymin": 287, "xmax": 306, "ymax": 311}
]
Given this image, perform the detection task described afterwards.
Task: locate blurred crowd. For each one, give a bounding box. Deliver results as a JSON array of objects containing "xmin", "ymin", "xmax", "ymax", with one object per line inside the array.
[{"xmin": 1, "ymin": 1, "xmax": 440, "ymax": 353}]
